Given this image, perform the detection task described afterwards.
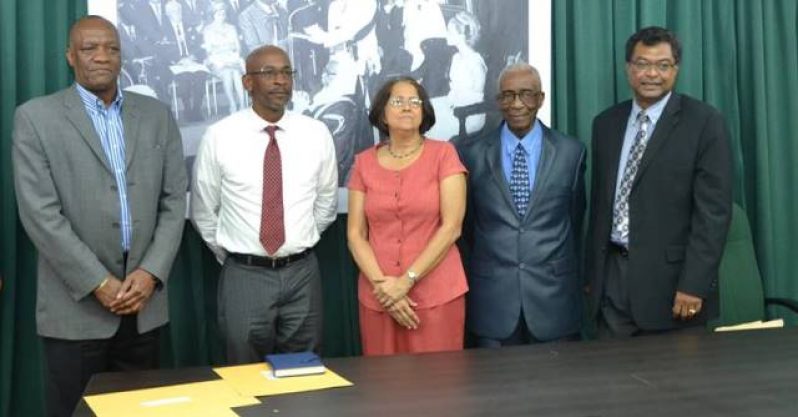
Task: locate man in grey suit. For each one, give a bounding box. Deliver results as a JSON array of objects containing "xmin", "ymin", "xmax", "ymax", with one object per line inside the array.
[
  {"xmin": 12, "ymin": 16, "xmax": 186, "ymax": 417},
  {"xmin": 457, "ymin": 63, "xmax": 586, "ymax": 347}
]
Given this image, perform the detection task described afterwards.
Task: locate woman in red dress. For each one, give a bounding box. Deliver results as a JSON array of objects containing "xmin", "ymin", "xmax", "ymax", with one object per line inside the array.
[{"xmin": 347, "ymin": 76, "xmax": 468, "ymax": 355}]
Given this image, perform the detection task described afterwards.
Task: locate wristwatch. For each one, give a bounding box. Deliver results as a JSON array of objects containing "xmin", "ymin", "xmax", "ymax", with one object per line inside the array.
[{"xmin": 406, "ymin": 270, "xmax": 418, "ymax": 285}]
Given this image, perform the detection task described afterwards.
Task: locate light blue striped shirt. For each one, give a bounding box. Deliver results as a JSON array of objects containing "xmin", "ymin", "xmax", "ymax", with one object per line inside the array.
[{"xmin": 76, "ymin": 84, "xmax": 132, "ymax": 252}]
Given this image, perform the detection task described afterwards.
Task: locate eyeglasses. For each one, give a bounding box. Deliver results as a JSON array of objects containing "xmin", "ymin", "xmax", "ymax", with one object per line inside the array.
[
  {"xmin": 496, "ymin": 90, "xmax": 542, "ymax": 106},
  {"xmin": 247, "ymin": 68, "xmax": 296, "ymax": 79},
  {"xmin": 388, "ymin": 97, "xmax": 424, "ymax": 109},
  {"xmin": 630, "ymin": 60, "xmax": 676, "ymax": 73}
]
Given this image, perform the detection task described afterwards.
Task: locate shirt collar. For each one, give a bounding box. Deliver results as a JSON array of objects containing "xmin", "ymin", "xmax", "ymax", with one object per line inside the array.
[
  {"xmin": 501, "ymin": 119, "xmax": 542, "ymax": 157},
  {"xmin": 632, "ymin": 91, "xmax": 672, "ymax": 126},
  {"xmin": 246, "ymin": 107, "xmax": 291, "ymax": 133},
  {"xmin": 75, "ymin": 83, "xmax": 124, "ymax": 112}
]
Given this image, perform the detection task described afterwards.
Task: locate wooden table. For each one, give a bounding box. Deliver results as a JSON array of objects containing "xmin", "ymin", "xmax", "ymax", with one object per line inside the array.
[{"xmin": 75, "ymin": 327, "xmax": 798, "ymax": 417}]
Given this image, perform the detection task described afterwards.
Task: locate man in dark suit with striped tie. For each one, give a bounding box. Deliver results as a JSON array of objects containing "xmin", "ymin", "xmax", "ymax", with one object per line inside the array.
[{"xmin": 586, "ymin": 26, "xmax": 733, "ymax": 338}]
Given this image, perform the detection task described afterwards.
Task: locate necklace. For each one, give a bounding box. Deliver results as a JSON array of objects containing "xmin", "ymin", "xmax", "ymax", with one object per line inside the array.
[{"xmin": 387, "ymin": 138, "xmax": 424, "ymax": 159}]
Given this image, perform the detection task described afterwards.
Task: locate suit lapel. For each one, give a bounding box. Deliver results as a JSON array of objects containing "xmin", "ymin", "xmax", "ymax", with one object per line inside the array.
[
  {"xmin": 634, "ymin": 94, "xmax": 681, "ymax": 186},
  {"xmin": 485, "ymin": 131, "xmax": 517, "ymax": 215},
  {"xmin": 523, "ymin": 124, "xmax": 556, "ymax": 222},
  {"xmin": 63, "ymin": 87, "xmax": 113, "ymax": 173},
  {"xmin": 122, "ymin": 95, "xmax": 141, "ymax": 170},
  {"xmin": 604, "ymin": 102, "xmax": 632, "ymax": 199}
]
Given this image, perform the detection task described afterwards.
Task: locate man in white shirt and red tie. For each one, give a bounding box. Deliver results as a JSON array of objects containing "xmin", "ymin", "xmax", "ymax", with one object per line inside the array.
[{"xmin": 191, "ymin": 45, "xmax": 338, "ymax": 363}]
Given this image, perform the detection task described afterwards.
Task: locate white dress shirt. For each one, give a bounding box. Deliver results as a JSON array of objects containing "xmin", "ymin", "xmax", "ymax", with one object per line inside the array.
[{"xmin": 191, "ymin": 108, "xmax": 338, "ymax": 262}]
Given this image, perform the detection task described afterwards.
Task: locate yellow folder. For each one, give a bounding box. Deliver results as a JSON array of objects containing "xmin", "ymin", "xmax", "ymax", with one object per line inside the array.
[
  {"xmin": 83, "ymin": 379, "xmax": 260, "ymax": 417},
  {"xmin": 212, "ymin": 362, "xmax": 353, "ymax": 397}
]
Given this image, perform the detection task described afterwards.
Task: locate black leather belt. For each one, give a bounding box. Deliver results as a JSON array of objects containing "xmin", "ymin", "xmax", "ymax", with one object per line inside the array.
[
  {"xmin": 229, "ymin": 249, "xmax": 312, "ymax": 269},
  {"xmin": 608, "ymin": 242, "xmax": 629, "ymax": 257}
]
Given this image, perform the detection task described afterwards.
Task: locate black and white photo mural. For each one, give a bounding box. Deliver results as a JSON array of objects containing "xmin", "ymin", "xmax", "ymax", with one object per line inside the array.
[{"xmin": 90, "ymin": 0, "xmax": 551, "ymax": 209}]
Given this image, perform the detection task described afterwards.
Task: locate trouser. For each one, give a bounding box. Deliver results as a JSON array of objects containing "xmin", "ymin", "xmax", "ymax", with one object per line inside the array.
[{"xmin": 43, "ymin": 315, "xmax": 160, "ymax": 417}]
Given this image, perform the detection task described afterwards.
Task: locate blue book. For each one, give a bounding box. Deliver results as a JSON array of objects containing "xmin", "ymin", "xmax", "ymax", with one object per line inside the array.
[{"xmin": 265, "ymin": 352, "xmax": 326, "ymax": 378}]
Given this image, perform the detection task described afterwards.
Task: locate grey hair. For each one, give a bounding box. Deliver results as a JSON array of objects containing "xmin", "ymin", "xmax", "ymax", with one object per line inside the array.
[{"xmin": 497, "ymin": 62, "xmax": 541, "ymax": 91}]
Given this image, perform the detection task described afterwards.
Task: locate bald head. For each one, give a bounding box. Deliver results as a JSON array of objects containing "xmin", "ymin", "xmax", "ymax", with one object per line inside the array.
[
  {"xmin": 68, "ymin": 15, "xmax": 118, "ymax": 49},
  {"xmin": 66, "ymin": 15, "xmax": 121, "ymax": 104},
  {"xmin": 243, "ymin": 45, "xmax": 293, "ymax": 122},
  {"xmin": 245, "ymin": 45, "xmax": 290, "ymax": 73}
]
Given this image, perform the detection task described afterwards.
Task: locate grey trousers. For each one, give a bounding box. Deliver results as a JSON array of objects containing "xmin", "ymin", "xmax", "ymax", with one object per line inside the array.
[{"xmin": 218, "ymin": 251, "xmax": 323, "ymax": 364}]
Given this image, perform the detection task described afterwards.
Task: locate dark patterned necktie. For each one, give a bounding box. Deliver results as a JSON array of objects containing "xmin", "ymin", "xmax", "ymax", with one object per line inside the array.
[
  {"xmin": 510, "ymin": 143, "xmax": 531, "ymax": 216},
  {"xmin": 260, "ymin": 125, "xmax": 285, "ymax": 254},
  {"xmin": 611, "ymin": 111, "xmax": 651, "ymax": 246}
]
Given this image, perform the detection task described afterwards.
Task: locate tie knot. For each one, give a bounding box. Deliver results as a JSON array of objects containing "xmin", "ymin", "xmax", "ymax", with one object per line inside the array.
[
  {"xmin": 265, "ymin": 125, "xmax": 278, "ymax": 140},
  {"xmin": 636, "ymin": 111, "xmax": 650, "ymax": 125}
]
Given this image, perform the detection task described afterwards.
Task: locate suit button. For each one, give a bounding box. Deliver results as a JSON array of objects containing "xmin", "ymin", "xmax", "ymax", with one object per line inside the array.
[
  {"xmin": 112, "ymin": 222, "xmax": 120, "ymax": 229},
  {"xmin": 111, "ymin": 185, "xmax": 118, "ymax": 191}
]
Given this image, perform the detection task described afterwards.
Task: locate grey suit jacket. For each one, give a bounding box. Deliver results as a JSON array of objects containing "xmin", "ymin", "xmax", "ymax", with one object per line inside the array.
[
  {"xmin": 13, "ymin": 85, "xmax": 187, "ymax": 340},
  {"xmin": 457, "ymin": 122, "xmax": 586, "ymax": 341}
]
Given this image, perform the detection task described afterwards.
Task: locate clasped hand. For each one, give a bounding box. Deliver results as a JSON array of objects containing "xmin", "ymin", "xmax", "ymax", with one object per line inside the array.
[
  {"xmin": 373, "ymin": 275, "xmax": 412, "ymax": 308},
  {"xmin": 93, "ymin": 269, "xmax": 157, "ymax": 315},
  {"xmin": 372, "ymin": 276, "xmax": 419, "ymax": 330}
]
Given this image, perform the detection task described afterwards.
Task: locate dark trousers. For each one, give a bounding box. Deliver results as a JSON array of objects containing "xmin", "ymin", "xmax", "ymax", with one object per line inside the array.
[
  {"xmin": 472, "ymin": 313, "xmax": 579, "ymax": 348},
  {"xmin": 597, "ymin": 244, "xmax": 710, "ymax": 339},
  {"xmin": 218, "ymin": 252, "xmax": 323, "ymax": 364},
  {"xmin": 597, "ymin": 244, "xmax": 642, "ymax": 338},
  {"xmin": 42, "ymin": 315, "xmax": 160, "ymax": 417}
]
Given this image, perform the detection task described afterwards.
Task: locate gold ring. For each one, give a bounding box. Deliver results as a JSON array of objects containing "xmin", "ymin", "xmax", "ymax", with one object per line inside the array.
[{"xmin": 688, "ymin": 308, "xmax": 697, "ymax": 314}]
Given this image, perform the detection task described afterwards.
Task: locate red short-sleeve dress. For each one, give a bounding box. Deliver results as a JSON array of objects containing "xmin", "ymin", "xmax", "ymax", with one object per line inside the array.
[{"xmin": 348, "ymin": 140, "xmax": 469, "ymax": 355}]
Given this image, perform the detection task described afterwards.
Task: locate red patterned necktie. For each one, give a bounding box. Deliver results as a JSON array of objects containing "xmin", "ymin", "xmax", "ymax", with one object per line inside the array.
[{"xmin": 260, "ymin": 125, "xmax": 285, "ymax": 254}]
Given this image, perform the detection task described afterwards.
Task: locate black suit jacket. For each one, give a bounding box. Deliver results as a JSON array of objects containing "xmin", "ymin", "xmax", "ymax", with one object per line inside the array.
[
  {"xmin": 457, "ymin": 122, "xmax": 586, "ymax": 341},
  {"xmin": 586, "ymin": 93, "xmax": 733, "ymax": 330}
]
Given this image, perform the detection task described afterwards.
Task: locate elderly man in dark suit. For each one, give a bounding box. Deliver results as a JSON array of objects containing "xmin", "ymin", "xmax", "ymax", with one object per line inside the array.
[
  {"xmin": 457, "ymin": 63, "xmax": 586, "ymax": 347},
  {"xmin": 586, "ymin": 26, "xmax": 732, "ymax": 338},
  {"xmin": 12, "ymin": 16, "xmax": 186, "ymax": 417}
]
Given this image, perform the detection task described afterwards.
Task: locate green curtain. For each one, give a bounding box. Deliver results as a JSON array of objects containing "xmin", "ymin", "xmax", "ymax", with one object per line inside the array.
[
  {"xmin": 553, "ymin": 0, "xmax": 798, "ymax": 324},
  {"xmin": 2, "ymin": 1, "xmax": 797, "ymax": 417}
]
